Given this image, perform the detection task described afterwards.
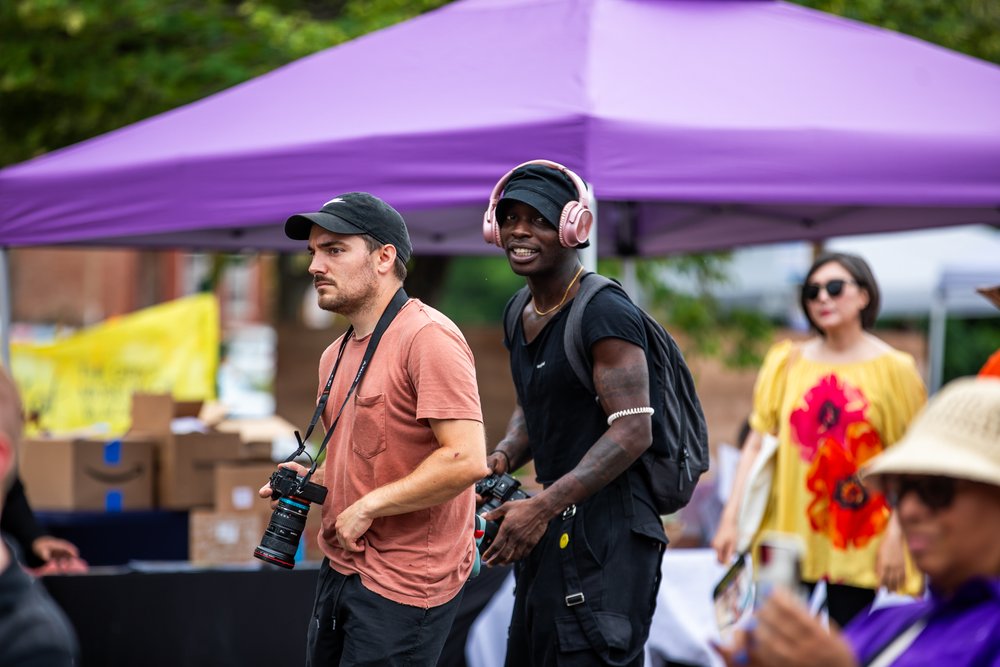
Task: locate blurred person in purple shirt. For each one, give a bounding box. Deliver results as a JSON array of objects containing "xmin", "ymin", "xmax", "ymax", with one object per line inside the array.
[{"xmin": 716, "ymin": 376, "xmax": 1000, "ymax": 667}]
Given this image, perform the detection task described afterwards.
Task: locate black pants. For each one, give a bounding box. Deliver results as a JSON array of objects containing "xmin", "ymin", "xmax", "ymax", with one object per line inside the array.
[
  {"xmin": 438, "ymin": 563, "xmax": 514, "ymax": 667},
  {"xmin": 505, "ymin": 480, "xmax": 666, "ymax": 667},
  {"xmin": 306, "ymin": 561, "xmax": 463, "ymax": 667}
]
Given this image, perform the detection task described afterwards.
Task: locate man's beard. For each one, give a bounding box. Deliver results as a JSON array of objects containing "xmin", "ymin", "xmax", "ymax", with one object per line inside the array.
[{"xmin": 315, "ymin": 263, "xmax": 378, "ymax": 315}]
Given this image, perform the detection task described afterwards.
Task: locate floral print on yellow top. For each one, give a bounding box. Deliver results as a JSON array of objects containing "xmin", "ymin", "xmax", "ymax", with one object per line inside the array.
[
  {"xmin": 793, "ymin": 375, "xmax": 888, "ymax": 550},
  {"xmin": 749, "ymin": 340, "xmax": 927, "ymax": 593}
]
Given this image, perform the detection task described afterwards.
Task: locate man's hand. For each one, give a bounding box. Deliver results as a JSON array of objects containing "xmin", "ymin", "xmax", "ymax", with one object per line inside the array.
[
  {"xmin": 29, "ymin": 536, "xmax": 88, "ymax": 575},
  {"xmin": 258, "ymin": 462, "xmax": 311, "ymax": 507},
  {"xmin": 477, "ymin": 451, "xmax": 509, "ymax": 506},
  {"xmin": 32, "ymin": 535, "xmax": 79, "ymax": 563},
  {"xmin": 333, "ymin": 497, "xmax": 374, "ymax": 553},
  {"xmin": 481, "ymin": 495, "xmax": 549, "ymax": 566},
  {"xmin": 486, "ymin": 450, "xmax": 510, "ymax": 476}
]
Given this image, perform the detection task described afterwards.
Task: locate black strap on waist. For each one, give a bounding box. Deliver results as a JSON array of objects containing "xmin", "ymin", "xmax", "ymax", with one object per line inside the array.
[
  {"xmin": 555, "ymin": 471, "xmax": 654, "ymax": 665},
  {"xmin": 557, "ymin": 504, "xmax": 612, "ymax": 657}
]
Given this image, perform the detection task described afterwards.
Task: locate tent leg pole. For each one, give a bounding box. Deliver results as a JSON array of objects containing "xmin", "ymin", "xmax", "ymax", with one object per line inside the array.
[
  {"xmin": 928, "ymin": 286, "xmax": 946, "ymax": 393},
  {"xmin": 579, "ymin": 185, "xmax": 598, "ymax": 273},
  {"xmin": 621, "ymin": 257, "xmax": 640, "ymax": 304}
]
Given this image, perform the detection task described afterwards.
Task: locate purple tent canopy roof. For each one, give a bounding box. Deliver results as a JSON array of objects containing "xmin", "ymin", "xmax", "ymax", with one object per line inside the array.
[{"xmin": 2, "ymin": 0, "xmax": 999, "ymax": 255}]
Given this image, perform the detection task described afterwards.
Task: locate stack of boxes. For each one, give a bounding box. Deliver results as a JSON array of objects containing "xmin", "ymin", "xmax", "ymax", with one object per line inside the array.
[
  {"xmin": 190, "ymin": 461, "xmax": 277, "ymax": 565},
  {"xmin": 19, "ymin": 393, "xmax": 319, "ymax": 566},
  {"xmin": 129, "ymin": 394, "xmax": 246, "ymax": 510}
]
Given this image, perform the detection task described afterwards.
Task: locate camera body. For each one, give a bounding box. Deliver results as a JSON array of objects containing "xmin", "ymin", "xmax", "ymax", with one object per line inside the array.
[
  {"xmin": 268, "ymin": 466, "xmax": 328, "ymax": 505},
  {"xmin": 254, "ymin": 467, "xmax": 328, "ymax": 569},
  {"xmin": 475, "ymin": 472, "xmax": 528, "ymax": 553}
]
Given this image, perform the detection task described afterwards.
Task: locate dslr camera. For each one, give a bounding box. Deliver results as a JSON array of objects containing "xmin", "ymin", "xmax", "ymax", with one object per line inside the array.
[
  {"xmin": 475, "ymin": 472, "xmax": 528, "ymax": 553},
  {"xmin": 254, "ymin": 467, "xmax": 328, "ymax": 569}
]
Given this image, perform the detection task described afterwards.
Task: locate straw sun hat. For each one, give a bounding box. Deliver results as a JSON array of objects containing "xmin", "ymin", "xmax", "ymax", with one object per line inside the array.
[{"xmin": 863, "ymin": 376, "xmax": 1000, "ymax": 487}]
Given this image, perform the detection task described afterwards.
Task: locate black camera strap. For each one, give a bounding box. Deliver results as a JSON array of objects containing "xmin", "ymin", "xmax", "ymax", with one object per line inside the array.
[{"xmin": 287, "ymin": 287, "xmax": 409, "ymax": 478}]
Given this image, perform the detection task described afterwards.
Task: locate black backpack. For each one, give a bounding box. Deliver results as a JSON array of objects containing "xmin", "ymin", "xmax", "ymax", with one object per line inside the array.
[{"xmin": 504, "ymin": 272, "xmax": 709, "ymax": 515}]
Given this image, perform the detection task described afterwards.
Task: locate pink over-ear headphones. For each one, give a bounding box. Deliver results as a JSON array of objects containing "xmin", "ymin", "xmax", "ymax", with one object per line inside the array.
[{"xmin": 482, "ymin": 159, "xmax": 594, "ymax": 249}]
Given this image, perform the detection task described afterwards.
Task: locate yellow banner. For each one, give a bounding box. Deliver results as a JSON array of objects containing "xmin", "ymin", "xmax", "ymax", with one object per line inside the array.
[{"xmin": 12, "ymin": 294, "xmax": 219, "ymax": 437}]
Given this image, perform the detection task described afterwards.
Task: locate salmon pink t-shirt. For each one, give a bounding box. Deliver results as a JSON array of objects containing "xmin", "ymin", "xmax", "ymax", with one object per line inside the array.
[{"xmin": 315, "ymin": 299, "xmax": 483, "ymax": 608}]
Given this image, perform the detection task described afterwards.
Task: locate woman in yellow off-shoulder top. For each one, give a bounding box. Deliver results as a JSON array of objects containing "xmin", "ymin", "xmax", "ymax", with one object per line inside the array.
[{"xmin": 712, "ymin": 252, "xmax": 927, "ymax": 628}]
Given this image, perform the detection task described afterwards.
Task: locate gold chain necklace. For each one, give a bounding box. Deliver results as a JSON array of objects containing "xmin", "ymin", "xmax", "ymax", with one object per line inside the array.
[{"xmin": 532, "ymin": 265, "xmax": 585, "ymax": 317}]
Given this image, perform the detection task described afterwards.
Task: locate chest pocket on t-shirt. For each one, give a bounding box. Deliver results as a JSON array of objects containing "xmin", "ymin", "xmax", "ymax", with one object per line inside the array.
[{"xmin": 352, "ymin": 393, "xmax": 387, "ymax": 459}]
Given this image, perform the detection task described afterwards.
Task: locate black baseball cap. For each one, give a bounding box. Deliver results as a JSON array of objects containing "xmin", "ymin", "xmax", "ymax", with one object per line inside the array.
[
  {"xmin": 285, "ymin": 192, "xmax": 412, "ymax": 263},
  {"xmin": 497, "ymin": 164, "xmax": 589, "ymax": 247}
]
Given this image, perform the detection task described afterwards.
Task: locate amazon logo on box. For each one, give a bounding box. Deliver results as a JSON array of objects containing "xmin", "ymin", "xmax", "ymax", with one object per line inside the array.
[{"xmin": 20, "ymin": 436, "xmax": 156, "ymax": 511}]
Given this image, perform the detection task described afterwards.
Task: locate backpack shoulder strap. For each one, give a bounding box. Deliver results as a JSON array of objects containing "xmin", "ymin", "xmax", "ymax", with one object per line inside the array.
[
  {"xmin": 563, "ymin": 272, "xmax": 621, "ymax": 394},
  {"xmin": 503, "ymin": 286, "xmax": 533, "ymax": 345}
]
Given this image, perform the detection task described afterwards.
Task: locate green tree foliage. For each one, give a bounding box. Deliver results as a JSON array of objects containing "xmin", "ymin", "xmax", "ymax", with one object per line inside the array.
[
  {"xmin": 795, "ymin": 0, "xmax": 1000, "ymax": 65},
  {"xmin": 944, "ymin": 317, "xmax": 1000, "ymax": 382},
  {"xmin": 0, "ymin": 0, "xmax": 449, "ymax": 167},
  {"xmin": 437, "ymin": 256, "xmax": 528, "ymax": 324},
  {"xmin": 601, "ymin": 256, "xmax": 775, "ymax": 369},
  {"xmin": 439, "ymin": 253, "xmax": 774, "ymax": 369}
]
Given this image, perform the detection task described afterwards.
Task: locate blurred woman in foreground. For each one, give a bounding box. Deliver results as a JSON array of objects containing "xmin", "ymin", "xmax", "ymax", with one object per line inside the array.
[{"xmin": 717, "ymin": 376, "xmax": 1000, "ymax": 666}]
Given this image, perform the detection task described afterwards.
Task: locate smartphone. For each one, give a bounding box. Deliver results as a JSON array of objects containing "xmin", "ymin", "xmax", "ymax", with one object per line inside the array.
[
  {"xmin": 712, "ymin": 552, "xmax": 754, "ymax": 639},
  {"xmin": 754, "ymin": 531, "xmax": 806, "ymax": 608}
]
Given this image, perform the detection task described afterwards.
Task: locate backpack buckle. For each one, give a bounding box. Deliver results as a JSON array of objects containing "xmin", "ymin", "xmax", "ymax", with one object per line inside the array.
[{"xmin": 565, "ymin": 592, "xmax": 585, "ymax": 606}]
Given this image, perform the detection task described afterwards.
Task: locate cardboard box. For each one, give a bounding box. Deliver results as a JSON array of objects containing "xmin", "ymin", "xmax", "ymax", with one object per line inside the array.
[
  {"xmin": 156, "ymin": 433, "xmax": 244, "ymax": 509},
  {"xmin": 188, "ymin": 509, "xmax": 322, "ymax": 565},
  {"xmin": 20, "ymin": 436, "xmax": 156, "ymax": 511},
  {"xmin": 130, "ymin": 393, "xmax": 244, "ymax": 509},
  {"xmin": 213, "ymin": 462, "xmax": 280, "ymax": 514},
  {"xmin": 189, "ymin": 509, "xmax": 264, "ymax": 565},
  {"xmin": 129, "ymin": 393, "xmax": 177, "ymax": 434},
  {"xmin": 130, "ymin": 392, "xmax": 203, "ymax": 421},
  {"xmin": 240, "ymin": 440, "xmax": 274, "ymax": 461},
  {"xmin": 213, "ymin": 414, "xmax": 299, "ymax": 462},
  {"xmin": 214, "ymin": 462, "xmax": 326, "ymax": 563}
]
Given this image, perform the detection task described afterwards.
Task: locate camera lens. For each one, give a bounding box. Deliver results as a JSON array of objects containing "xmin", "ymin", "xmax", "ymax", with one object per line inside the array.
[
  {"xmin": 253, "ymin": 497, "xmax": 311, "ymax": 569},
  {"xmin": 476, "ymin": 512, "xmax": 500, "ymax": 553}
]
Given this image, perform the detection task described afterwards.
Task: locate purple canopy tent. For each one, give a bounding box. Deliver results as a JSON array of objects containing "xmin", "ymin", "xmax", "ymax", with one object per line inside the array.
[{"xmin": 1, "ymin": 0, "xmax": 999, "ymax": 258}]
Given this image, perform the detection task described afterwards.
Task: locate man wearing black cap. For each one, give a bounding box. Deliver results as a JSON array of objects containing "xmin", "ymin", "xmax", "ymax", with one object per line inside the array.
[
  {"xmin": 266, "ymin": 192, "xmax": 489, "ymax": 666},
  {"xmin": 479, "ymin": 162, "xmax": 667, "ymax": 666}
]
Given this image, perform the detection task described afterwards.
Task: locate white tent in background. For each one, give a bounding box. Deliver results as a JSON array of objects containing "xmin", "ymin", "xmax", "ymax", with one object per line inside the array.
[{"xmin": 927, "ymin": 267, "xmax": 1000, "ymax": 391}]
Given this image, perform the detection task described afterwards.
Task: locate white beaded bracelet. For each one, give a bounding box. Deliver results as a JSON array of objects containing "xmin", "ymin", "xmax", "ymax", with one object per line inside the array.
[{"xmin": 606, "ymin": 407, "xmax": 655, "ymax": 426}]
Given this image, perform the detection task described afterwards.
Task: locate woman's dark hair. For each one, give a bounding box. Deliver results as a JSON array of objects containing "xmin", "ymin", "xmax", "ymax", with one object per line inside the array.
[{"xmin": 800, "ymin": 252, "xmax": 880, "ymax": 335}]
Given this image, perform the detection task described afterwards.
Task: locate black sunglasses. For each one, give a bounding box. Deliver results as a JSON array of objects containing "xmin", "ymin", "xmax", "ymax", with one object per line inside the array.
[
  {"xmin": 802, "ymin": 278, "xmax": 857, "ymax": 301},
  {"xmin": 882, "ymin": 475, "xmax": 957, "ymax": 511}
]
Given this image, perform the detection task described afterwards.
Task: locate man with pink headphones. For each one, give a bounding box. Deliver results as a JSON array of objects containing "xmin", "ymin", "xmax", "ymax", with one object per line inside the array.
[{"xmin": 479, "ymin": 160, "xmax": 667, "ymax": 666}]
